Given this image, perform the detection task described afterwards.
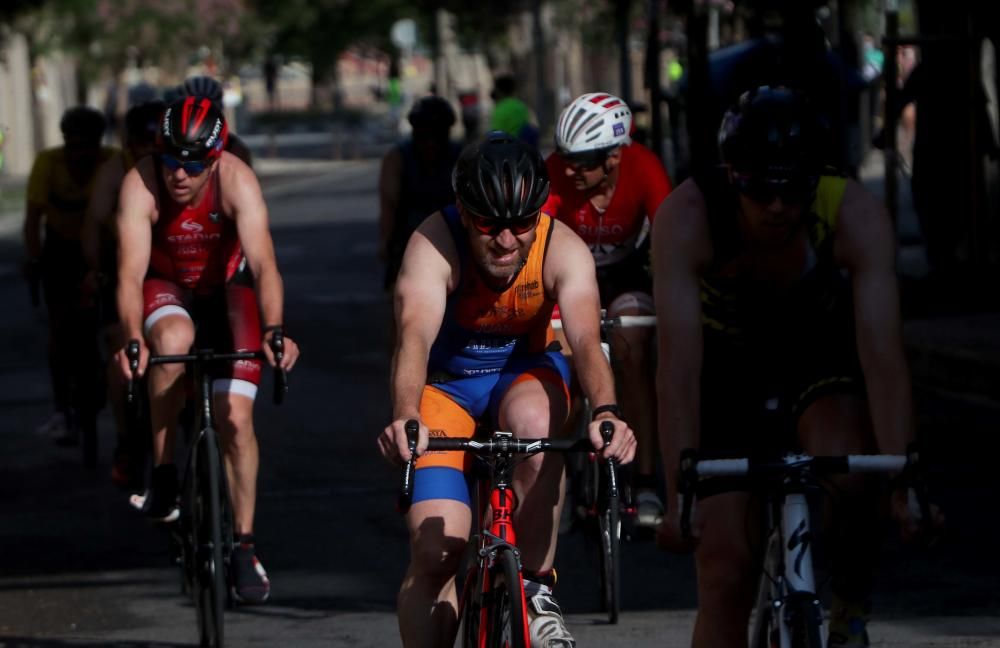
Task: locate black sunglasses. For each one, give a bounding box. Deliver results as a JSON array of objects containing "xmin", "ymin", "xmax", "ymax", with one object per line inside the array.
[
  {"xmin": 558, "ymin": 151, "xmax": 608, "ymax": 173},
  {"xmin": 732, "ymin": 171, "xmax": 818, "ymax": 206},
  {"xmin": 160, "ymin": 154, "xmax": 210, "ymax": 177}
]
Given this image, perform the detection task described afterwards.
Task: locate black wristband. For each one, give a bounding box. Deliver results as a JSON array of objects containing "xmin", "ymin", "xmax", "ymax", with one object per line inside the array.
[
  {"xmin": 591, "ymin": 404, "xmax": 621, "ymax": 421},
  {"xmin": 262, "ymin": 324, "xmax": 283, "ymax": 336}
]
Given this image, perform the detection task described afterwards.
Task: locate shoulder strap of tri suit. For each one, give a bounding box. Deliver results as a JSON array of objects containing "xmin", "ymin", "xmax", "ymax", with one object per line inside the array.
[{"xmin": 441, "ymin": 204, "xmax": 468, "ymax": 287}]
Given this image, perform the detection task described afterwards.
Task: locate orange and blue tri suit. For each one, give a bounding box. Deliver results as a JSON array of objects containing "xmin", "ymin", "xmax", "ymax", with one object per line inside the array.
[{"xmin": 412, "ymin": 205, "xmax": 571, "ymax": 506}]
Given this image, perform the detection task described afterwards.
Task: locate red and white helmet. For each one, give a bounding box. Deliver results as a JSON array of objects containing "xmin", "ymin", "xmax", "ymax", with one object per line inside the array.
[{"xmin": 555, "ymin": 92, "xmax": 632, "ymax": 156}]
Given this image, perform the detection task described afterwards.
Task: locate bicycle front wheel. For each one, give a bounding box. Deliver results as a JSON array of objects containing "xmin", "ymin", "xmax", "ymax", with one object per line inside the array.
[
  {"xmin": 486, "ymin": 547, "xmax": 529, "ymax": 648},
  {"xmin": 597, "ymin": 495, "xmax": 621, "ymax": 624},
  {"xmin": 192, "ymin": 428, "xmax": 227, "ymax": 648},
  {"xmin": 786, "ymin": 594, "xmax": 824, "ymax": 648}
]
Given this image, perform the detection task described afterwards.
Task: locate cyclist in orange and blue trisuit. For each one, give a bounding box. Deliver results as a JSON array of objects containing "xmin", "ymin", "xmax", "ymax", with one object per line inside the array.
[{"xmin": 378, "ymin": 132, "xmax": 636, "ymax": 648}]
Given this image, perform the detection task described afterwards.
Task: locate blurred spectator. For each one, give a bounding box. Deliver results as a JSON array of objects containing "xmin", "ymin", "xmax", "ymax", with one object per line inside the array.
[
  {"xmin": 264, "ymin": 56, "xmax": 279, "ymax": 110},
  {"xmin": 489, "ymin": 74, "xmax": 538, "ymax": 148},
  {"xmin": 861, "ymin": 33, "xmax": 884, "ymax": 83},
  {"xmin": 458, "ymin": 90, "xmax": 482, "ymax": 143},
  {"xmin": 23, "ymin": 106, "xmax": 117, "ymax": 445}
]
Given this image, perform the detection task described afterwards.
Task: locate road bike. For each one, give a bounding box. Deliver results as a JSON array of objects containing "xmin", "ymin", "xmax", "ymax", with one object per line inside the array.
[
  {"xmin": 126, "ymin": 334, "xmax": 287, "ymax": 648},
  {"xmin": 398, "ymin": 419, "xmax": 619, "ymax": 648},
  {"xmin": 678, "ymin": 449, "xmax": 930, "ymax": 648},
  {"xmin": 553, "ymin": 312, "xmax": 656, "ymax": 623}
]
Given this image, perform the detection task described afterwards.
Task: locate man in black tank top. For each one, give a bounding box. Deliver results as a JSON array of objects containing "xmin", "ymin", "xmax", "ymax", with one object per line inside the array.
[
  {"xmin": 378, "ymin": 96, "xmax": 463, "ymax": 291},
  {"xmin": 651, "ymin": 88, "xmax": 942, "ymax": 647}
]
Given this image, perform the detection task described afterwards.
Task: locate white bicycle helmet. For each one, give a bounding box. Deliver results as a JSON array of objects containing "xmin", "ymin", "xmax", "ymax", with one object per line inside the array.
[{"xmin": 555, "ymin": 92, "xmax": 632, "ymax": 156}]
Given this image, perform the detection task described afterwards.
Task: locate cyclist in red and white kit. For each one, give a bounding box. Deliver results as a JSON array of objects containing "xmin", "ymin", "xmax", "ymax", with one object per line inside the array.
[
  {"xmin": 543, "ymin": 93, "xmax": 672, "ymax": 526},
  {"xmin": 115, "ymin": 97, "xmax": 299, "ymax": 604}
]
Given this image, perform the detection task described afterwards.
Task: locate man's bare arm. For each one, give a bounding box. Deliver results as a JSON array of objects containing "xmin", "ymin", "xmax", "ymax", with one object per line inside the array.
[
  {"xmin": 652, "ymin": 179, "xmax": 711, "ymax": 490},
  {"xmin": 378, "ymin": 148, "xmax": 402, "ymax": 261},
  {"xmin": 546, "ymin": 220, "xmax": 615, "ymax": 408},
  {"xmin": 377, "ymin": 213, "xmax": 453, "ymax": 462},
  {"xmin": 115, "ymin": 165, "xmax": 155, "ymax": 343},
  {"xmin": 837, "ymin": 180, "xmax": 914, "ymax": 455},
  {"xmin": 391, "ymin": 213, "xmax": 452, "ymax": 420},
  {"xmin": 226, "ymin": 154, "xmax": 284, "ymax": 329},
  {"xmin": 547, "ymin": 219, "xmax": 636, "ymax": 461}
]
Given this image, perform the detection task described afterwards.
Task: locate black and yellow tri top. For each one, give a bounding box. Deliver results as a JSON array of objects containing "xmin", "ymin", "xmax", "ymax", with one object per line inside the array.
[{"xmin": 694, "ymin": 172, "xmax": 851, "ymax": 344}]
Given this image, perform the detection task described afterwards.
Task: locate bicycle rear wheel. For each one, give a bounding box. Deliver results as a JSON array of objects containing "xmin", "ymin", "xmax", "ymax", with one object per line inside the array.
[
  {"xmin": 597, "ymin": 494, "xmax": 621, "ymax": 624},
  {"xmin": 192, "ymin": 427, "xmax": 226, "ymax": 648},
  {"xmin": 486, "ymin": 547, "xmax": 529, "ymax": 648}
]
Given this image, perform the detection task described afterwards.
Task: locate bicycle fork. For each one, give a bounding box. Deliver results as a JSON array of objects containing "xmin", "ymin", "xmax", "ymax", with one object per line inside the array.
[{"xmin": 762, "ymin": 493, "xmax": 825, "ymax": 648}]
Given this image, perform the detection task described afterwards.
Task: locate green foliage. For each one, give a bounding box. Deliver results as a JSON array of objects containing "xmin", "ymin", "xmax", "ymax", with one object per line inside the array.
[
  {"xmin": 19, "ymin": 0, "xmax": 251, "ymax": 80},
  {"xmin": 251, "ymin": 0, "xmax": 416, "ymax": 81}
]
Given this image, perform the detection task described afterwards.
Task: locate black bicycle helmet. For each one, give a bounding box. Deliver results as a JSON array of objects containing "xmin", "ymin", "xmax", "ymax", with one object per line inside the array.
[
  {"xmin": 182, "ymin": 75, "xmax": 224, "ymax": 110},
  {"xmin": 452, "ymin": 131, "xmax": 549, "ymax": 221},
  {"xmin": 60, "ymin": 106, "xmax": 106, "ymax": 142},
  {"xmin": 718, "ymin": 86, "xmax": 828, "ymax": 180},
  {"xmin": 158, "ymin": 96, "xmax": 228, "ymax": 161},
  {"xmin": 408, "ymin": 96, "xmax": 456, "ymax": 132}
]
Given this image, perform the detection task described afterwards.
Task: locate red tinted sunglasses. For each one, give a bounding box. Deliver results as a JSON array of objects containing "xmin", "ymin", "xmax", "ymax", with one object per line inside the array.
[{"xmin": 469, "ymin": 211, "xmax": 539, "ymax": 237}]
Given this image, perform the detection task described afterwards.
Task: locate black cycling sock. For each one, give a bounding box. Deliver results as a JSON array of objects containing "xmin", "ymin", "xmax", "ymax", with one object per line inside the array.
[
  {"xmin": 235, "ymin": 533, "xmax": 256, "ymax": 547},
  {"xmin": 522, "ymin": 568, "xmax": 557, "ymax": 588}
]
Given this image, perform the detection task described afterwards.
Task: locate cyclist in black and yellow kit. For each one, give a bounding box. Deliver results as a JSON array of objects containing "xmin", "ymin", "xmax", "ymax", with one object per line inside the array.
[
  {"xmin": 24, "ymin": 106, "xmax": 117, "ymax": 445},
  {"xmin": 652, "ymin": 87, "xmax": 941, "ymax": 647}
]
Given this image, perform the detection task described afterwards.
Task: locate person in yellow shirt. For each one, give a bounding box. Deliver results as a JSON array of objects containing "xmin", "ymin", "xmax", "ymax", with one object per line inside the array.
[{"xmin": 23, "ymin": 106, "xmax": 117, "ymax": 446}]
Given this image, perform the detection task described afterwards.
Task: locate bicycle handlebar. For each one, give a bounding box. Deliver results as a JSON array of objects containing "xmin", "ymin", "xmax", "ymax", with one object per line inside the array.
[
  {"xmin": 397, "ymin": 419, "xmax": 619, "ymax": 514},
  {"xmin": 550, "ymin": 315, "xmax": 657, "ymax": 332},
  {"xmin": 124, "ymin": 337, "xmax": 289, "ymax": 406},
  {"xmin": 678, "ymin": 451, "xmax": 931, "ymax": 540},
  {"xmin": 694, "ymin": 454, "xmax": 907, "ymax": 478}
]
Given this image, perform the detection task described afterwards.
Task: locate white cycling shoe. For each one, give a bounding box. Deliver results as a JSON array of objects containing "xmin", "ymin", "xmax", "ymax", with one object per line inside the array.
[{"xmin": 527, "ymin": 589, "xmax": 576, "ymax": 648}]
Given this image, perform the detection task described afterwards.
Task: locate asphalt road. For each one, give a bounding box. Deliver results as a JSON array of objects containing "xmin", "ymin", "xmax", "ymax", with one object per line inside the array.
[{"xmin": 0, "ymin": 159, "xmax": 997, "ymax": 647}]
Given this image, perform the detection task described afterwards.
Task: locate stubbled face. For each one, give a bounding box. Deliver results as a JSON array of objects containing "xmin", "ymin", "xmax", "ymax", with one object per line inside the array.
[
  {"xmin": 736, "ymin": 191, "xmax": 808, "ymax": 248},
  {"xmin": 461, "ymin": 207, "xmax": 538, "ymax": 284},
  {"xmin": 561, "ymin": 148, "xmax": 621, "ymax": 191},
  {"xmin": 160, "ymin": 158, "xmax": 216, "ymax": 204}
]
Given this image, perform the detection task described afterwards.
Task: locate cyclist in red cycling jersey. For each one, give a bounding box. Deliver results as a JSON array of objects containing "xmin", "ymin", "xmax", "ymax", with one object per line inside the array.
[
  {"xmin": 544, "ymin": 92, "xmax": 672, "ymax": 527},
  {"xmin": 115, "ymin": 97, "xmax": 300, "ymax": 604},
  {"xmin": 379, "ymin": 132, "xmax": 636, "ymax": 648}
]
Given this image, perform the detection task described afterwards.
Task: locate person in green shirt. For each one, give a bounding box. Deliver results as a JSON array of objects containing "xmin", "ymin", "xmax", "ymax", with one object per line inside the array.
[{"xmin": 489, "ymin": 74, "xmax": 538, "ymax": 148}]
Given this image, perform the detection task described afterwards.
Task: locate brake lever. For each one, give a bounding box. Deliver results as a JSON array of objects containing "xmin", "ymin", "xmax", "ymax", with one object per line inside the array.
[
  {"xmin": 599, "ymin": 420, "xmax": 619, "ymax": 499},
  {"xmin": 126, "ymin": 339, "xmax": 140, "ymax": 406},
  {"xmin": 397, "ymin": 419, "xmax": 419, "ymax": 514},
  {"xmin": 269, "ymin": 329, "xmax": 288, "ymax": 405}
]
